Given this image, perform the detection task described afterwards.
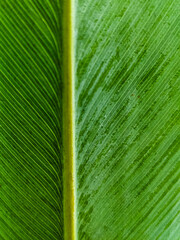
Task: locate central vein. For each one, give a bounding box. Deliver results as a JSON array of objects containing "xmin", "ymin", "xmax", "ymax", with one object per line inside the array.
[{"xmin": 63, "ymin": 0, "xmax": 76, "ymax": 239}]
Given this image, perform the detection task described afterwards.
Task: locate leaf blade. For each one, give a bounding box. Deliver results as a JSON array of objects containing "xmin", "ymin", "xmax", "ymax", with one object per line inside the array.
[
  {"xmin": 1, "ymin": 1, "xmax": 63, "ymax": 239},
  {"xmin": 75, "ymin": 0, "xmax": 180, "ymax": 239}
]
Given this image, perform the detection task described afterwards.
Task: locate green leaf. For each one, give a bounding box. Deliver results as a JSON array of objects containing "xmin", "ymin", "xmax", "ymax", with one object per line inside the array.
[
  {"xmin": 1, "ymin": 1, "xmax": 63, "ymax": 239},
  {"xmin": 1, "ymin": 0, "xmax": 180, "ymax": 240},
  {"xmin": 75, "ymin": 0, "xmax": 180, "ymax": 239}
]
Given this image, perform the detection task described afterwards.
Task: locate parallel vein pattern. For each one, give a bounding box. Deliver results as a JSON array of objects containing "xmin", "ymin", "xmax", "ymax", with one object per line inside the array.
[
  {"xmin": 0, "ymin": 1, "xmax": 63, "ymax": 239},
  {"xmin": 75, "ymin": 0, "xmax": 180, "ymax": 239}
]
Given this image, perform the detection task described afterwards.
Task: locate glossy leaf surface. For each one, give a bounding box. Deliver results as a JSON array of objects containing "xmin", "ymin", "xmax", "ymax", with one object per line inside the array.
[{"xmin": 75, "ymin": 0, "xmax": 180, "ymax": 239}]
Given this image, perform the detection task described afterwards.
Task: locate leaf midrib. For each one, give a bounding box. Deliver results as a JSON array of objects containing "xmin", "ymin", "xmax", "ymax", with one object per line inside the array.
[{"xmin": 62, "ymin": 0, "xmax": 76, "ymax": 239}]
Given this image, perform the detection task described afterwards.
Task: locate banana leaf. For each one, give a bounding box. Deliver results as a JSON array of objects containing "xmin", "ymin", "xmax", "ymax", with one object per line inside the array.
[{"xmin": 1, "ymin": 0, "xmax": 180, "ymax": 239}]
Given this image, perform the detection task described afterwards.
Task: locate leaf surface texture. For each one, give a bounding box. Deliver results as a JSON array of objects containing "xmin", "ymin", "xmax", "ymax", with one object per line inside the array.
[
  {"xmin": 1, "ymin": 1, "xmax": 63, "ymax": 239},
  {"xmin": 1, "ymin": 0, "xmax": 180, "ymax": 239}
]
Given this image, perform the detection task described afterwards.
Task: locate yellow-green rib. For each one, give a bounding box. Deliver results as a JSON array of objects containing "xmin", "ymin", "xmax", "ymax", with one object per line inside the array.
[{"xmin": 63, "ymin": 0, "xmax": 76, "ymax": 239}]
